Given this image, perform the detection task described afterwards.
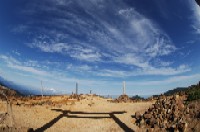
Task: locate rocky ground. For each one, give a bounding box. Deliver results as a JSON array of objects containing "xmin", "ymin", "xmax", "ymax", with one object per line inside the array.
[
  {"xmin": 0, "ymin": 94, "xmax": 154, "ymax": 132},
  {"xmin": 1, "ymin": 84, "xmax": 200, "ymax": 132},
  {"xmin": 132, "ymin": 95, "xmax": 200, "ymax": 132}
]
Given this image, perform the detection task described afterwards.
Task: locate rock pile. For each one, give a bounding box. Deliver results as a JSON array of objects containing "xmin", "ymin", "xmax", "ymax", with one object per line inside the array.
[
  {"xmin": 117, "ymin": 95, "xmax": 130, "ymax": 102},
  {"xmin": 133, "ymin": 95, "xmax": 200, "ymax": 131},
  {"xmin": 110, "ymin": 95, "xmax": 147, "ymax": 103},
  {"xmin": 69, "ymin": 94, "xmax": 83, "ymax": 100},
  {"xmin": 110, "ymin": 95, "xmax": 133, "ymax": 103}
]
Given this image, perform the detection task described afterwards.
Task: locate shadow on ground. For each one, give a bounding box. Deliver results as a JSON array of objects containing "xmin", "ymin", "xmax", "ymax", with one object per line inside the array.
[{"xmin": 33, "ymin": 109, "xmax": 134, "ymax": 132}]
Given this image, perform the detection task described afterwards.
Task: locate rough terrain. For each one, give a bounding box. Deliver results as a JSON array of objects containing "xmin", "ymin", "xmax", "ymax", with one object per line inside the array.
[{"xmin": 0, "ymin": 94, "xmax": 154, "ymax": 132}]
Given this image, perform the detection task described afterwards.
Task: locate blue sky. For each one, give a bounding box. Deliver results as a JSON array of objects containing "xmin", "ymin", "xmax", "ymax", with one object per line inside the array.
[{"xmin": 0, "ymin": 0, "xmax": 200, "ymax": 95}]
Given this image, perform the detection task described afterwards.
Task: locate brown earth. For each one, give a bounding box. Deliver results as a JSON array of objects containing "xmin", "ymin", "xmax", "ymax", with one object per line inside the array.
[{"xmin": 0, "ymin": 95, "xmax": 154, "ymax": 132}]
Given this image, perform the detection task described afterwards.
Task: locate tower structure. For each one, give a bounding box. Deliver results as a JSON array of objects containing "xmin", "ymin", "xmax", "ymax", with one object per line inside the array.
[
  {"xmin": 76, "ymin": 82, "xmax": 78, "ymax": 95},
  {"xmin": 123, "ymin": 81, "xmax": 126, "ymax": 95}
]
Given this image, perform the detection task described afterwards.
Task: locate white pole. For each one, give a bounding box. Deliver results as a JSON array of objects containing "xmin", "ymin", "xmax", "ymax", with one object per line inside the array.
[
  {"xmin": 76, "ymin": 82, "xmax": 78, "ymax": 95},
  {"xmin": 123, "ymin": 81, "xmax": 126, "ymax": 95},
  {"xmin": 41, "ymin": 81, "xmax": 44, "ymax": 99}
]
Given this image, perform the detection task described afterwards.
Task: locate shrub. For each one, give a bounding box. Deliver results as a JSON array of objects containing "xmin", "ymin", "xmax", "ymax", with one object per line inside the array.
[{"xmin": 187, "ymin": 88, "xmax": 200, "ymax": 101}]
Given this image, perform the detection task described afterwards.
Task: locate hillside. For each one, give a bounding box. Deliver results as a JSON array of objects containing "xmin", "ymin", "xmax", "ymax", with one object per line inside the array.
[
  {"xmin": 164, "ymin": 87, "xmax": 187, "ymax": 96},
  {"xmin": 0, "ymin": 85, "xmax": 21, "ymax": 98},
  {"xmin": 164, "ymin": 81, "xmax": 200, "ymax": 101},
  {"xmin": 0, "ymin": 77, "xmax": 23, "ymax": 97},
  {"xmin": 186, "ymin": 82, "xmax": 200, "ymax": 101},
  {"xmin": 0, "ymin": 76, "xmax": 30, "ymax": 96}
]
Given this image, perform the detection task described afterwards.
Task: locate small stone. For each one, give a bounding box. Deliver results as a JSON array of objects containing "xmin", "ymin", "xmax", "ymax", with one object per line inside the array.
[
  {"xmin": 135, "ymin": 112, "xmax": 142, "ymax": 119},
  {"xmin": 183, "ymin": 123, "xmax": 188, "ymax": 131},
  {"xmin": 140, "ymin": 119, "xmax": 145, "ymax": 124},
  {"xmin": 167, "ymin": 109, "xmax": 171, "ymax": 114},
  {"xmin": 131, "ymin": 118, "xmax": 136, "ymax": 124},
  {"xmin": 144, "ymin": 114, "xmax": 152, "ymax": 119},
  {"xmin": 146, "ymin": 128, "xmax": 154, "ymax": 132},
  {"xmin": 186, "ymin": 108, "xmax": 190, "ymax": 114},
  {"xmin": 178, "ymin": 103, "xmax": 184, "ymax": 111},
  {"xmin": 150, "ymin": 118, "xmax": 157, "ymax": 126}
]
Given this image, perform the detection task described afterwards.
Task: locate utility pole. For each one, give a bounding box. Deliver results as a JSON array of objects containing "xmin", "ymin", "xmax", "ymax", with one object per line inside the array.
[{"xmin": 123, "ymin": 81, "xmax": 126, "ymax": 95}]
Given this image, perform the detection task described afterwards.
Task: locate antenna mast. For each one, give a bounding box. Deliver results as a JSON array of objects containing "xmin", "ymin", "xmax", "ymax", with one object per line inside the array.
[
  {"xmin": 123, "ymin": 81, "xmax": 126, "ymax": 95},
  {"xmin": 41, "ymin": 81, "xmax": 44, "ymax": 99}
]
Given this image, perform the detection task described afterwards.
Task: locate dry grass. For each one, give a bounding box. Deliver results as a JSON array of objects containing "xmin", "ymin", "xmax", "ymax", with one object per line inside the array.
[{"xmin": 0, "ymin": 95, "xmax": 154, "ymax": 131}]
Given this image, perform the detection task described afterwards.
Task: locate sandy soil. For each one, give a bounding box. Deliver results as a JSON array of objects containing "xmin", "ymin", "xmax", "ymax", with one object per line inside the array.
[{"xmin": 0, "ymin": 95, "xmax": 154, "ymax": 132}]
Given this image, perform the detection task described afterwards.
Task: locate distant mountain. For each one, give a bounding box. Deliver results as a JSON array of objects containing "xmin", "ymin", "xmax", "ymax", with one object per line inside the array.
[
  {"xmin": 0, "ymin": 85, "xmax": 21, "ymax": 97},
  {"xmin": 164, "ymin": 87, "xmax": 187, "ymax": 96},
  {"xmin": 163, "ymin": 81, "xmax": 200, "ymax": 101},
  {"xmin": 0, "ymin": 76, "xmax": 35, "ymax": 95},
  {"xmin": 0, "ymin": 77, "xmax": 24, "ymax": 96},
  {"xmin": 131, "ymin": 95, "xmax": 145, "ymax": 100}
]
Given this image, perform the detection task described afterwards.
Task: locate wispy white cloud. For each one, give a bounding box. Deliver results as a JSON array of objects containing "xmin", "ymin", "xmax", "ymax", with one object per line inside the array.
[
  {"xmin": 96, "ymin": 64, "xmax": 190, "ymax": 77},
  {"xmin": 0, "ymin": 54, "xmax": 197, "ymax": 95},
  {"xmin": 2, "ymin": 0, "xmax": 199, "ymax": 95},
  {"xmin": 131, "ymin": 74, "xmax": 200, "ymax": 86},
  {"xmin": 12, "ymin": 0, "xmax": 192, "ymax": 78},
  {"xmin": 189, "ymin": 0, "xmax": 200, "ymax": 34},
  {"xmin": 11, "ymin": 25, "xmax": 28, "ymax": 34},
  {"xmin": 0, "ymin": 55, "xmax": 100, "ymax": 84},
  {"xmin": 113, "ymin": 53, "xmax": 150, "ymax": 68},
  {"xmin": 29, "ymin": 40, "xmax": 102, "ymax": 62},
  {"xmin": 158, "ymin": 61, "xmax": 173, "ymax": 67},
  {"xmin": 0, "ymin": 55, "xmax": 20, "ymax": 65},
  {"xmin": 140, "ymin": 65, "xmax": 191, "ymax": 76},
  {"xmin": 9, "ymin": 65, "xmax": 49, "ymax": 76},
  {"xmin": 70, "ymin": 50, "xmax": 102, "ymax": 62},
  {"xmin": 12, "ymin": 50, "xmax": 21, "ymax": 56},
  {"xmin": 0, "ymin": 55, "xmax": 49, "ymax": 76},
  {"xmin": 66, "ymin": 64, "xmax": 94, "ymax": 72},
  {"xmin": 30, "ymin": 43, "xmax": 69, "ymax": 53},
  {"xmin": 23, "ymin": 0, "xmax": 177, "ymax": 69}
]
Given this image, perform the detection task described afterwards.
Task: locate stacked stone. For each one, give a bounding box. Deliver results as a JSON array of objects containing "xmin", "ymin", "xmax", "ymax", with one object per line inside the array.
[
  {"xmin": 110, "ymin": 95, "xmax": 147, "ymax": 103},
  {"xmin": 69, "ymin": 94, "xmax": 82, "ymax": 100},
  {"xmin": 109, "ymin": 95, "xmax": 131, "ymax": 103},
  {"xmin": 133, "ymin": 95, "xmax": 198, "ymax": 131},
  {"xmin": 117, "ymin": 95, "xmax": 130, "ymax": 102}
]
